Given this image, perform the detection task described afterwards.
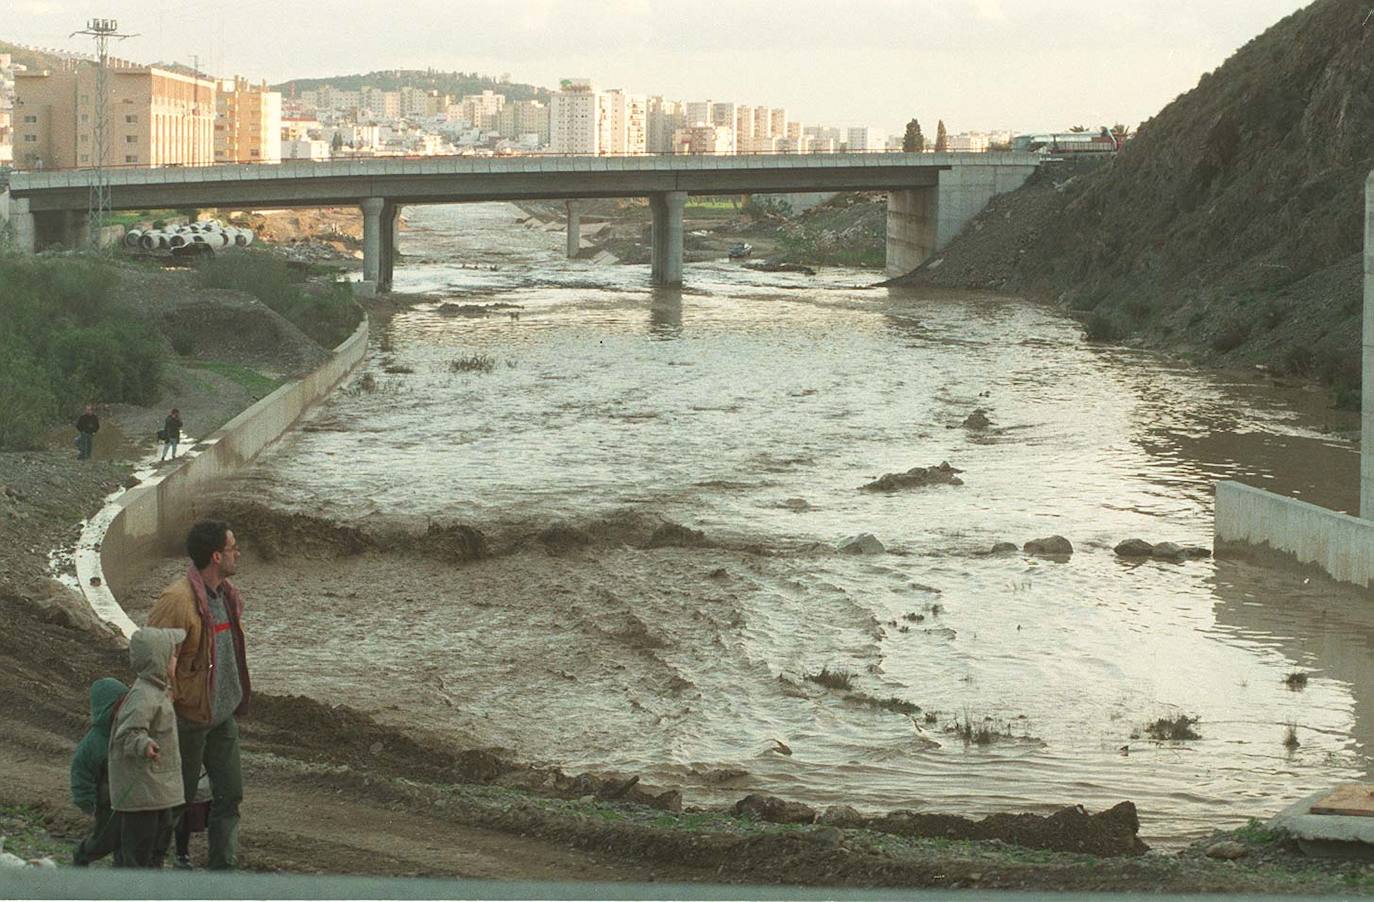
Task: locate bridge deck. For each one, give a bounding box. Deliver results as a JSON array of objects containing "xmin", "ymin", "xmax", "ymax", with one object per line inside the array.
[{"xmin": 8, "ymin": 152, "xmax": 1039, "ymax": 211}]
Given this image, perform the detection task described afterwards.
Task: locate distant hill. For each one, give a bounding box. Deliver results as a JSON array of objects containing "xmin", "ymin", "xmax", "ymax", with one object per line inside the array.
[
  {"xmin": 273, "ymin": 69, "xmax": 551, "ymax": 103},
  {"xmin": 903, "ymin": 0, "xmax": 1373, "ymax": 404}
]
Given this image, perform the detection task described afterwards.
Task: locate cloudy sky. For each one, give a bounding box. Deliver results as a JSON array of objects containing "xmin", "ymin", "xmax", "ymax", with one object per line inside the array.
[{"xmin": 9, "ymin": 0, "xmax": 1310, "ymax": 132}]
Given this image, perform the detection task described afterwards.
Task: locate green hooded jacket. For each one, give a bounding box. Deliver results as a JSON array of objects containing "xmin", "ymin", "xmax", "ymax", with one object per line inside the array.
[{"xmin": 69, "ymin": 678, "xmax": 129, "ymax": 814}]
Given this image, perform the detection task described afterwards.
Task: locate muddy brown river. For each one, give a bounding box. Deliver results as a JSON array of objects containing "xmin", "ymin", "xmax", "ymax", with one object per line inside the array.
[{"xmin": 226, "ymin": 202, "xmax": 1372, "ymax": 845}]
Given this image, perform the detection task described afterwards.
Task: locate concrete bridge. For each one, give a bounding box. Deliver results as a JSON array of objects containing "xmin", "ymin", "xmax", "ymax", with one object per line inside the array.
[{"xmin": 6, "ymin": 152, "xmax": 1039, "ymax": 290}]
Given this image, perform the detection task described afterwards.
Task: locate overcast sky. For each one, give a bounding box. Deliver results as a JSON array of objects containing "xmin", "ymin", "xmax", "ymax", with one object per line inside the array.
[{"xmin": 9, "ymin": 0, "xmax": 1310, "ymax": 133}]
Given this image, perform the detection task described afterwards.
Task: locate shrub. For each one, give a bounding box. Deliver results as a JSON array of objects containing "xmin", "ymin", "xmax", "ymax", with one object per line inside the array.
[
  {"xmin": 450, "ymin": 354, "xmax": 497, "ymax": 374},
  {"xmin": 0, "ymin": 340, "xmax": 60, "ymax": 449},
  {"xmin": 196, "ymin": 252, "xmax": 362, "ymax": 349},
  {"xmin": 804, "ymin": 667, "xmax": 854, "ymax": 691},
  {"xmin": 1144, "ymin": 714, "xmax": 1201, "ymax": 741}
]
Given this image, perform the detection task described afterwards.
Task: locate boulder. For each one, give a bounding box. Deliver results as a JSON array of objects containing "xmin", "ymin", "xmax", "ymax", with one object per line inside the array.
[
  {"xmin": 1150, "ymin": 542, "xmax": 1187, "ymax": 561},
  {"xmin": 734, "ymin": 793, "xmax": 817, "ymax": 825},
  {"xmin": 819, "ymin": 804, "xmax": 865, "ymax": 827},
  {"xmin": 837, "ymin": 533, "xmax": 885, "ymax": 555},
  {"xmin": 646, "ymin": 522, "xmax": 709, "ymax": 549},
  {"xmin": 962, "ymin": 408, "xmax": 992, "ymax": 430},
  {"xmin": 1024, "ymin": 536, "xmax": 1073, "ymax": 557},
  {"xmin": 26, "ymin": 579, "xmax": 118, "ymax": 638},
  {"xmin": 990, "ymin": 542, "xmax": 1019, "ymax": 554},
  {"xmin": 861, "ymin": 462, "xmax": 964, "ymax": 492},
  {"xmin": 1114, "ymin": 538, "xmax": 1155, "ymax": 558}
]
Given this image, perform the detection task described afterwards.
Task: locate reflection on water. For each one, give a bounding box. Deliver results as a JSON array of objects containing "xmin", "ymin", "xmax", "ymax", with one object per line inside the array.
[{"xmin": 239, "ymin": 203, "xmax": 1367, "ymax": 843}]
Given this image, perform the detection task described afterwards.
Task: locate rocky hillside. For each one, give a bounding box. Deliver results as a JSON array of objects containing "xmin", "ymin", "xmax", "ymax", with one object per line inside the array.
[{"xmin": 902, "ymin": 0, "xmax": 1374, "ymax": 404}]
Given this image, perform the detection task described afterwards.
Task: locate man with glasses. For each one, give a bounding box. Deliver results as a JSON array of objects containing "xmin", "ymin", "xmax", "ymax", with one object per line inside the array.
[{"xmin": 147, "ymin": 520, "xmax": 251, "ymax": 870}]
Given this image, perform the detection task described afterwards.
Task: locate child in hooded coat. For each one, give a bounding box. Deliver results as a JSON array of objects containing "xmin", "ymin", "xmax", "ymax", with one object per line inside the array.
[
  {"xmin": 109, "ymin": 627, "xmax": 186, "ymax": 868},
  {"xmin": 69, "ymin": 677, "xmax": 129, "ymax": 865}
]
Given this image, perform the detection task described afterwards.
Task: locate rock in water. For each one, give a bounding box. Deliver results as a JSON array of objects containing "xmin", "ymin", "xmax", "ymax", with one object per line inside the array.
[
  {"xmin": 962, "ymin": 408, "xmax": 992, "ymax": 430},
  {"xmin": 837, "ymin": 533, "xmax": 885, "ymax": 555},
  {"xmin": 1024, "ymin": 535, "xmax": 1073, "ymax": 557},
  {"xmin": 1114, "ymin": 538, "xmax": 1155, "ymax": 558},
  {"xmin": 861, "ymin": 461, "xmax": 964, "ymax": 492},
  {"xmin": 989, "ymin": 542, "xmax": 1019, "ymax": 554}
]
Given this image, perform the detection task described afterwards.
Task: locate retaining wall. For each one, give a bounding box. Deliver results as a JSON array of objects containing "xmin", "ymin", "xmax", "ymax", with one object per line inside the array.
[
  {"xmin": 76, "ymin": 318, "xmax": 369, "ymax": 637},
  {"xmin": 1214, "ymin": 480, "xmax": 1374, "ymax": 589}
]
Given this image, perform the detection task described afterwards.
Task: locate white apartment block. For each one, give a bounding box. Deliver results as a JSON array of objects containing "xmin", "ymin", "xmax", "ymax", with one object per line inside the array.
[
  {"xmin": 460, "ymin": 90, "xmax": 505, "ymax": 129},
  {"xmin": 735, "ymin": 104, "xmax": 755, "ymax": 143},
  {"xmin": 550, "ymin": 79, "xmax": 599, "ymax": 153},
  {"xmin": 599, "ymin": 89, "xmax": 646, "ymax": 154},
  {"xmin": 496, "ymin": 99, "xmax": 549, "ymax": 145},
  {"xmin": 684, "ymin": 100, "xmax": 713, "ymax": 127},
  {"xmin": 770, "ymin": 108, "xmax": 788, "ymax": 139},
  {"xmin": 846, "ymin": 126, "xmax": 887, "ymax": 152},
  {"xmin": 947, "ymin": 132, "xmax": 990, "ymax": 152},
  {"xmin": 281, "ymin": 137, "xmax": 330, "ymax": 160},
  {"xmin": 673, "ymin": 124, "xmax": 733, "ymax": 155},
  {"xmin": 646, "ymin": 97, "xmax": 684, "ymax": 153}
]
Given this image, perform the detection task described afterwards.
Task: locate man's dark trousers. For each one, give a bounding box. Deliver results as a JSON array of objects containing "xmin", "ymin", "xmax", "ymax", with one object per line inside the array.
[{"xmin": 176, "ymin": 716, "xmax": 242, "ymax": 870}]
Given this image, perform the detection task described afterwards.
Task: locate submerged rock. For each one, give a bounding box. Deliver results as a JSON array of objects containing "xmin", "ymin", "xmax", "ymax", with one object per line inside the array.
[
  {"xmin": 1114, "ymin": 538, "xmax": 1154, "ymax": 558},
  {"xmin": 861, "ymin": 462, "xmax": 964, "ymax": 492},
  {"xmin": 837, "ymin": 533, "xmax": 885, "ymax": 555},
  {"xmin": 1024, "ymin": 536, "xmax": 1073, "ymax": 557},
  {"xmin": 962, "ymin": 408, "xmax": 992, "ymax": 430},
  {"xmin": 989, "ymin": 542, "xmax": 1019, "ymax": 554}
]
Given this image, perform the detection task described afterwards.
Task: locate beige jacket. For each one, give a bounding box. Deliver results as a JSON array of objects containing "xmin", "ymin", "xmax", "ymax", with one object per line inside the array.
[{"xmin": 108, "ymin": 627, "xmax": 185, "ymax": 812}]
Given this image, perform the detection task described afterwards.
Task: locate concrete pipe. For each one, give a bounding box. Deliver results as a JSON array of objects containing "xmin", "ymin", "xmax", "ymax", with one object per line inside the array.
[{"xmin": 123, "ymin": 229, "xmax": 143, "ymax": 249}]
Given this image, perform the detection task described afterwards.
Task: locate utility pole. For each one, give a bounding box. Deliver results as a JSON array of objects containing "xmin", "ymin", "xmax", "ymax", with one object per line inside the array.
[{"xmin": 71, "ymin": 18, "xmax": 136, "ymax": 248}]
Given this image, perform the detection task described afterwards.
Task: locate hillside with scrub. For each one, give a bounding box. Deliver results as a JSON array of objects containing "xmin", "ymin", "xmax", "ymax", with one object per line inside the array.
[{"xmin": 900, "ymin": 0, "xmax": 1374, "ymax": 406}]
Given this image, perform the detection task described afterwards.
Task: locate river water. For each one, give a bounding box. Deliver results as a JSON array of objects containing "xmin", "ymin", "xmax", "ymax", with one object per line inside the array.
[{"xmin": 232, "ymin": 202, "xmax": 1374, "ymax": 844}]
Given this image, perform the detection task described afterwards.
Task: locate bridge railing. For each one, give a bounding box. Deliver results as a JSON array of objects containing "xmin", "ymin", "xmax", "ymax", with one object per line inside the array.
[{"xmin": 14, "ymin": 147, "xmax": 1002, "ymax": 175}]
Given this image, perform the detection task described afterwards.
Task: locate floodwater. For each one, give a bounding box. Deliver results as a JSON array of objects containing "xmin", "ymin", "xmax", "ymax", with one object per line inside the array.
[{"xmin": 234, "ymin": 202, "xmax": 1373, "ymax": 844}]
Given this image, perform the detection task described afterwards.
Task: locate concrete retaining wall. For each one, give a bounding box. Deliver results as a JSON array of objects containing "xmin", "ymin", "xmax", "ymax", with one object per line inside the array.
[
  {"xmin": 1214, "ymin": 480, "xmax": 1374, "ymax": 589},
  {"xmin": 76, "ymin": 318, "xmax": 369, "ymax": 637}
]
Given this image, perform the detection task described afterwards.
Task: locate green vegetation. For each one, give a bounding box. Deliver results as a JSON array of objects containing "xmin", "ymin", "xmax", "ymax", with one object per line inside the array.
[
  {"xmin": 274, "ymin": 69, "xmax": 548, "ymax": 104},
  {"xmin": 0, "ymin": 253, "xmax": 165, "ymax": 449},
  {"xmin": 1145, "ymin": 714, "xmax": 1202, "ymax": 741},
  {"xmin": 195, "ymin": 252, "xmax": 362, "ymax": 349},
  {"xmin": 776, "ymin": 227, "xmax": 885, "ymax": 268},
  {"xmin": 188, "ymin": 361, "xmax": 283, "ymax": 398}
]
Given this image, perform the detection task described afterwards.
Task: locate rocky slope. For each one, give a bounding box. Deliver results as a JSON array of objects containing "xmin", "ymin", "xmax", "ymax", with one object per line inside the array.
[{"xmin": 901, "ymin": 0, "xmax": 1374, "ymax": 404}]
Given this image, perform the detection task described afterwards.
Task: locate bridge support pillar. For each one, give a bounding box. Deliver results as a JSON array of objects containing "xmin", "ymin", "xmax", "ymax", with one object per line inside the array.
[
  {"xmin": 7, "ymin": 196, "xmax": 36, "ymax": 253},
  {"xmin": 566, "ymin": 201, "xmax": 581, "ymax": 259},
  {"xmin": 650, "ymin": 190, "xmax": 686, "ymax": 287},
  {"xmin": 361, "ymin": 198, "xmax": 398, "ymax": 294},
  {"xmin": 886, "ymin": 187, "xmax": 938, "ymax": 277}
]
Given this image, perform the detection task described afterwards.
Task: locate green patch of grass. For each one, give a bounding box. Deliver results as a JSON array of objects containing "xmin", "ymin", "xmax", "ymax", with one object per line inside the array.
[
  {"xmin": 1232, "ymin": 817, "xmax": 1284, "ymax": 845},
  {"xmin": 187, "ymin": 361, "xmax": 283, "ymax": 398},
  {"xmin": 0, "ymin": 804, "xmax": 71, "ymax": 863}
]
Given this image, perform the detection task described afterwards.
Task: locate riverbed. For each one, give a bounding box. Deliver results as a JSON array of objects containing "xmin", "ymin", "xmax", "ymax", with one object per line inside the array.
[{"xmin": 203, "ymin": 202, "xmax": 1372, "ymax": 844}]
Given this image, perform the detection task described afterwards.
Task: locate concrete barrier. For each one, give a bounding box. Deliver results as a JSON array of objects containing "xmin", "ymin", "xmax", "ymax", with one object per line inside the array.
[
  {"xmin": 1214, "ymin": 480, "xmax": 1374, "ymax": 589},
  {"xmin": 75, "ymin": 318, "xmax": 369, "ymax": 636}
]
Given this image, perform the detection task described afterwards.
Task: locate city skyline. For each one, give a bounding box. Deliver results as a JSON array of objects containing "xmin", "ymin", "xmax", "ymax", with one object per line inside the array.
[{"xmin": 7, "ymin": 0, "xmax": 1311, "ymax": 134}]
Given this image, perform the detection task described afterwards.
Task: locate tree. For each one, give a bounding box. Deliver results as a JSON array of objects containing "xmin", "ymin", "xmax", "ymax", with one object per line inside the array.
[
  {"xmin": 1069, "ymin": 125, "xmax": 1088, "ymax": 133},
  {"xmin": 934, "ymin": 120, "xmax": 948, "ymax": 153},
  {"xmin": 330, "ymin": 132, "xmax": 345, "ymax": 155},
  {"xmin": 902, "ymin": 118, "xmax": 925, "ymax": 153}
]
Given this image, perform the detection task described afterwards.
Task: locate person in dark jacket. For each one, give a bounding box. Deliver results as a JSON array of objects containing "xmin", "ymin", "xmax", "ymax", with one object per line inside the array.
[
  {"xmin": 70, "ymin": 678, "xmax": 129, "ymax": 866},
  {"xmin": 75, "ymin": 406, "xmax": 99, "ymax": 460},
  {"xmin": 160, "ymin": 409, "xmax": 183, "ymax": 461}
]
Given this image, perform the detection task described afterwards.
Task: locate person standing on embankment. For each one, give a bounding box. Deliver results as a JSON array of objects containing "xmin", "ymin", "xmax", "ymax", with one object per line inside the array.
[
  {"xmin": 147, "ymin": 521, "xmax": 252, "ymax": 871},
  {"xmin": 75, "ymin": 406, "xmax": 99, "ymax": 461},
  {"xmin": 160, "ymin": 409, "xmax": 183, "ymax": 461}
]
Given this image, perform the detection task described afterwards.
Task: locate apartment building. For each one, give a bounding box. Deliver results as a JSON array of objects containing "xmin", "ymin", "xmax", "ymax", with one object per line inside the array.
[
  {"xmin": 646, "ymin": 97, "xmax": 684, "ymax": 153},
  {"xmin": 13, "ymin": 60, "xmax": 216, "ymax": 169},
  {"xmin": 215, "ymin": 77, "xmax": 281, "ymax": 164},
  {"xmin": 460, "ymin": 90, "xmax": 505, "ymax": 129},
  {"xmin": 684, "ymin": 100, "xmax": 713, "ymax": 127},
  {"xmin": 846, "ymin": 126, "xmax": 887, "ymax": 152},
  {"xmin": 550, "ymin": 79, "xmax": 599, "ymax": 153},
  {"xmin": 496, "ymin": 99, "xmax": 549, "ymax": 144},
  {"xmin": 599, "ymin": 89, "xmax": 646, "ymax": 154},
  {"xmin": 672, "ymin": 124, "xmax": 733, "ymax": 155}
]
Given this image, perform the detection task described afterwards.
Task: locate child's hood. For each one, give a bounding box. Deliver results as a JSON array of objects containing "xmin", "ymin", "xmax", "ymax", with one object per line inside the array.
[
  {"xmin": 88, "ymin": 677, "xmax": 128, "ymax": 728},
  {"xmin": 128, "ymin": 627, "xmax": 186, "ymax": 682}
]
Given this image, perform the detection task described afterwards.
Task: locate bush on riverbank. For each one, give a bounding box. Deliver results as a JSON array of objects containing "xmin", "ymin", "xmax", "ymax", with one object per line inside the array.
[
  {"xmin": 196, "ymin": 252, "xmax": 362, "ymax": 349},
  {"xmin": 0, "ymin": 253, "xmax": 164, "ymax": 449}
]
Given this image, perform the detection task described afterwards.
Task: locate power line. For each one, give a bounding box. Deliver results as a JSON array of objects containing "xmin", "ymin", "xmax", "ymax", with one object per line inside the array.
[{"xmin": 71, "ymin": 18, "xmax": 137, "ymax": 248}]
